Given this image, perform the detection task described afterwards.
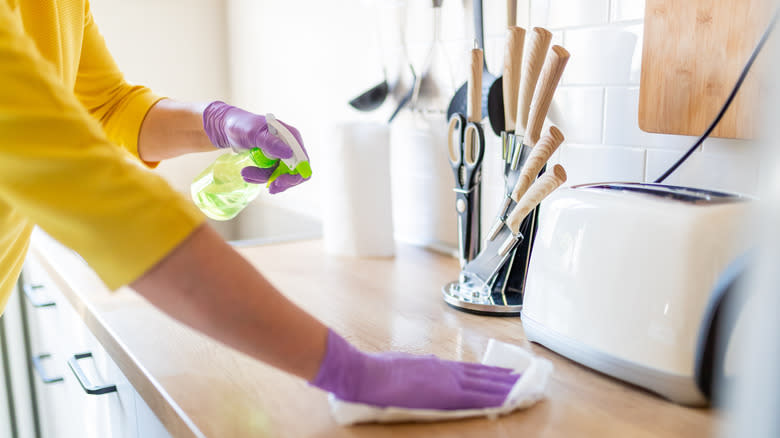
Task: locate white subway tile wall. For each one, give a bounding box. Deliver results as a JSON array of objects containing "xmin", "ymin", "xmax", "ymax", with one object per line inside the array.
[
  {"xmin": 603, "ymin": 87, "xmax": 694, "ymax": 148},
  {"xmin": 561, "ymin": 26, "xmax": 642, "ymax": 85},
  {"xmin": 611, "ymin": 0, "xmax": 646, "ymax": 22},
  {"xmin": 553, "ymin": 87, "xmax": 603, "ymax": 144},
  {"xmin": 645, "ymin": 149, "xmax": 759, "ymax": 195},
  {"xmin": 558, "ymin": 144, "xmax": 646, "ymax": 186},
  {"xmin": 229, "ymin": 0, "xmax": 761, "ymax": 245},
  {"xmin": 530, "ymin": 0, "xmax": 610, "ymax": 29}
]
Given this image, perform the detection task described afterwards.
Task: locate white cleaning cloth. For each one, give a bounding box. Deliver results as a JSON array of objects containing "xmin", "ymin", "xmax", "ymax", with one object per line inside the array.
[{"xmin": 328, "ymin": 340, "xmax": 554, "ymax": 425}]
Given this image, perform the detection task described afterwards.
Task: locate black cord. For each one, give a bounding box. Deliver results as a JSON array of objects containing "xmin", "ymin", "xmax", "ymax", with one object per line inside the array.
[{"xmin": 654, "ymin": 8, "xmax": 779, "ymax": 184}]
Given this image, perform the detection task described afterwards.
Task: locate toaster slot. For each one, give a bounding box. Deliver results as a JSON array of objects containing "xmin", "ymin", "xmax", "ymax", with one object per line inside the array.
[{"xmin": 572, "ymin": 182, "xmax": 747, "ymax": 204}]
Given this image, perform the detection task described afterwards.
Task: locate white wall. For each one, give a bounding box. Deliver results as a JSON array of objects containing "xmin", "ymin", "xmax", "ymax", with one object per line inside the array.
[
  {"xmin": 225, "ymin": 0, "xmax": 474, "ymax": 247},
  {"xmin": 86, "ymin": 0, "xmax": 234, "ymax": 234},
  {"xmin": 88, "ymin": 0, "xmax": 763, "ymax": 244},
  {"xmin": 515, "ymin": 0, "xmax": 761, "ymax": 196},
  {"xmin": 88, "ymin": 0, "xmax": 232, "ymax": 191},
  {"xmin": 228, "ymin": 0, "xmax": 762, "ymax": 248},
  {"xmin": 225, "ymin": 0, "xmax": 403, "ymax": 219}
]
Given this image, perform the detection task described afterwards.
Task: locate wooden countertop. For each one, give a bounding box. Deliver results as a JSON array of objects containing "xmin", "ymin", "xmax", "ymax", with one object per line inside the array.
[{"xmin": 29, "ymin": 234, "xmax": 716, "ymax": 437}]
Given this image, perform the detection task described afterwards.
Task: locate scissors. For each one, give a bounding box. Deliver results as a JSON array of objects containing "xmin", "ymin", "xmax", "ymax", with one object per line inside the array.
[{"xmin": 448, "ymin": 112, "xmax": 485, "ymax": 267}]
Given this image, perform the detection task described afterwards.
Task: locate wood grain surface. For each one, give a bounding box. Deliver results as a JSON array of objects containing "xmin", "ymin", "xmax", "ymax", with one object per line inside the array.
[
  {"xmin": 30, "ymin": 235, "xmax": 717, "ymax": 438},
  {"xmin": 526, "ymin": 45, "xmax": 569, "ymax": 146},
  {"xmin": 503, "ymin": 26, "xmax": 526, "ymax": 132},
  {"xmin": 638, "ymin": 0, "xmax": 774, "ymax": 139},
  {"xmin": 515, "ymin": 27, "xmax": 552, "ymax": 136}
]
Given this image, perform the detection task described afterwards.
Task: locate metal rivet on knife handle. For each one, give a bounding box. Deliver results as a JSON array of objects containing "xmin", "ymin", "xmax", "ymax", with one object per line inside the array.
[
  {"xmin": 526, "ymin": 45, "xmax": 570, "ymax": 146},
  {"xmin": 505, "ymin": 164, "xmax": 567, "ymax": 234},
  {"xmin": 498, "ymin": 233, "xmax": 523, "ymax": 258},
  {"xmin": 467, "ymin": 47, "xmax": 483, "ymax": 123},
  {"xmin": 510, "ymin": 126, "xmax": 565, "ymax": 202},
  {"xmin": 503, "ymin": 27, "xmax": 525, "ymax": 133},
  {"xmin": 514, "ymin": 27, "xmax": 552, "ymax": 137},
  {"xmin": 486, "ymin": 215, "xmax": 506, "ymax": 243}
]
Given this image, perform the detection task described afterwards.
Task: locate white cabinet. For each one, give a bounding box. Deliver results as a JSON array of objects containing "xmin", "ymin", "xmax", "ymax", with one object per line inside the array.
[
  {"xmin": 59, "ymin": 312, "xmax": 139, "ymax": 438},
  {"xmin": 135, "ymin": 392, "xmax": 170, "ymax": 438},
  {"xmin": 18, "ymin": 259, "xmax": 171, "ymax": 438},
  {"xmin": 21, "ymin": 270, "xmax": 76, "ymax": 438},
  {"xmin": 0, "ymin": 316, "xmax": 15, "ymax": 438},
  {"xmin": 1, "ymin": 283, "xmax": 39, "ymax": 438}
]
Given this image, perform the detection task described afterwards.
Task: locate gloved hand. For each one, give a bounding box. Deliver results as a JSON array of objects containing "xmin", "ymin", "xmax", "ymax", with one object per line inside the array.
[
  {"xmin": 202, "ymin": 101, "xmax": 309, "ymax": 194},
  {"xmin": 310, "ymin": 330, "xmax": 519, "ymax": 410}
]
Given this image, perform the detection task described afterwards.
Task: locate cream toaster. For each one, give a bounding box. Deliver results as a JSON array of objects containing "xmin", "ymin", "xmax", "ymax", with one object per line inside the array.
[{"xmin": 521, "ymin": 183, "xmax": 753, "ymax": 405}]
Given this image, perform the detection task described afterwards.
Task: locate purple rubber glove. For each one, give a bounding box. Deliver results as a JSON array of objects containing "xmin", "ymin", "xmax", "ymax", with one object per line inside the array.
[
  {"xmin": 310, "ymin": 330, "xmax": 520, "ymax": 410},
  {"xmin": 202, "ymin": 101, "xmax": 309, "ymax": 194}
]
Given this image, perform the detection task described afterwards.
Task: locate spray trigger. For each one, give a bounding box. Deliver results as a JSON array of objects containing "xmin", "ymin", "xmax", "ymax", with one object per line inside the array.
[{"xmin": 264, "ymin": 113, "xmax": 312, "ymax": 184}]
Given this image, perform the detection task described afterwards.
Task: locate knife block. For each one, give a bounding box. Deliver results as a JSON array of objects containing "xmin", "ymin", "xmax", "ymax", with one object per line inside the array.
[{"xmin": 442, "ymin": 144, "xmax": 542, "ymax": 316}]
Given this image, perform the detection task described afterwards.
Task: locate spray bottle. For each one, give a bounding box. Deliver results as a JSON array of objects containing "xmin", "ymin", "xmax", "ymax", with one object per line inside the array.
[{"xmin": 190, "ymin": 114, "xmax": 311, "ymax": 220}]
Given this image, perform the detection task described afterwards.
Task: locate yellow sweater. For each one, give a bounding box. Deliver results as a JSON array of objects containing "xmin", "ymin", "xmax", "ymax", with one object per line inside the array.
[{"xmin": 0, "ymin": 0, "xmax": 205, "ymax": 311}]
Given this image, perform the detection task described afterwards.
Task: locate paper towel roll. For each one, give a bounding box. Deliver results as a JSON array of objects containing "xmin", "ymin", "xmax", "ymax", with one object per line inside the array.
[
  {"xmin": 389, "ymin": 112, "xmax": 458, "ymax": 253},
  {"xmin": 322, "ymin": 122, "xmax": 394, "ymax": 257}
]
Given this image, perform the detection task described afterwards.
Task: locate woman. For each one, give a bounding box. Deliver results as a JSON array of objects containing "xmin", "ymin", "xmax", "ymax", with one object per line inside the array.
[{"xmin": 0, "ymin": 0, "xmax": 517, "ymax": 412}]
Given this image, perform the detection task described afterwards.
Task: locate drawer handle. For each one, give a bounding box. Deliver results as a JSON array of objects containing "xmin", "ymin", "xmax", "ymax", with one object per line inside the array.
[
  {"xmin": 22, "ymin": 284, "xmax": 56, "ymax": 308},
  {"xmin": 31, "ymin": 353, "xmax": 64, "ymax": 384},
  {"xmin": 67, "ymin": 353, "xmax": 117, "ymax": 395}
]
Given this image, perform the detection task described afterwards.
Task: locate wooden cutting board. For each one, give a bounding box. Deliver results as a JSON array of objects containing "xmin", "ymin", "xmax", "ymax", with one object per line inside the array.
[{"xmin": 638, "ymin": 0, "xmax": 774, "ymax": 139}]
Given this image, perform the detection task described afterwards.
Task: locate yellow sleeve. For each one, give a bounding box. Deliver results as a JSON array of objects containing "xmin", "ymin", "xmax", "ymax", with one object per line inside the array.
[
  {"xmin": 74, "ymin": 1, "xmax": 162, "ymax": 168},
  {"xmin": 0, "ymin": 1, "xmax": 205, "ymax": 290}
]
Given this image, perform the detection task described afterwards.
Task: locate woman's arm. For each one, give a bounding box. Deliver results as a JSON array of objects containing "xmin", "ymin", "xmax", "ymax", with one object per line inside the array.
[
  {"xmin": 1, "ymin": 1, "xmax": 519, "ymax": 410},
  {"xmin": 137, "ymin": 99, "xmax": 216, "ymax": 162},
  {"xmin": 130, "ymin": 223, "xmax": 328, "ymax": 380},
  {"xmin": 130, "ymin": 225, "xmax": 520, "ymax": 411}
]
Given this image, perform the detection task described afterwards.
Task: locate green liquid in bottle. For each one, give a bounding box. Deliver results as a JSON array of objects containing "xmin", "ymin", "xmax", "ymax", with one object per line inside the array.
[{"xmin": 191, "ymin": 151, "xmax": 263, "ymax": 221}]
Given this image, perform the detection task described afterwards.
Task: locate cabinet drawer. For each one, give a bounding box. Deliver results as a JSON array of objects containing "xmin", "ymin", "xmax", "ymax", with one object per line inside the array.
[
  {"xmin": 20, "ymin": 264, "xmax": 69, "ymax": 362},
  {"xmin": 20, "ymin": 263, "xmax": 75, "ymax": 438},
  {"xmin": 59, "ymin": 296, "xmax": 137, "ymax": 438},
  {"xmin": 24, "ymin": 254, "xmax": 171, "ymax": 438}
]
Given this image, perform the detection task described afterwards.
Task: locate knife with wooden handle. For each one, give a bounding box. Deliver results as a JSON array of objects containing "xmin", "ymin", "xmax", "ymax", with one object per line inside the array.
[
  {"xmin": 510, "ymin": 126, "xmax": 564, "ymax": 201},
  {"xmin": 509, "ymin": 42, "xmax": 568, "ymax": 173},
  {"xmin": 498, "ymin": 164, "xmax": 567, "ymax": 256},
  {"xmin": 507, "ymin": 0, "xmax": 517, "ymax": 27},
  {"xmin": 501, "ymin": 26, "xmax": 525, "ymax": 160},
  {"xmin": 487, "ymin": 126, "xmax": 564, "ymax": 241},
  {"xmin": 467, "ymin": 47, "xmax": 483, "ymax": 123},
  {"xmin": 459, "ymin": 163, "xmax": 567, "ymax": 289},
  {"xmin": 525, "ymin": 45, "xmax": 570, "ymax": 146},
  {"xmin": 514, "ymin": 27, "xmax": 552, "ymax": 142}
]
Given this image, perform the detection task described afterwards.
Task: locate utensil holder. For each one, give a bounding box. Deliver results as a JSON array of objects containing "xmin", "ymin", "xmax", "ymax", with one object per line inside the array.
[{"xmin": 442, "ymin": 144, "xmax": 542, "ymax": 316}]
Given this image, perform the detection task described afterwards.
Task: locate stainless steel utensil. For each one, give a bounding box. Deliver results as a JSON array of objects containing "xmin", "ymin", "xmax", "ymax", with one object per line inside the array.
[
  {"xmin": 494, "ymin": 26, "xmax": 525, "ymax": 168},
  {"xmin": 458, "ymin": 164, "xmax": 567, "ymax": 295},
  {"xmin": 487, "ymin": 126, "xmax": 564, "ymax": 241},
  {"xmin": 349, "ymin": 80, "xmax": 389, "ymax": 112},
  {"xmin": 388, "ymin": 6, "xmax": 416, "ymax": 122},
  {"xmin": 388, "ymin": 64, "xmax": 417, "ymax": 122},
  {"xmin": 349, "ymin": 2, "xmax": 390, "ymax": 111},
  {"xmin": 489, "ymin": 41, "xmax": 568, "ymax": 234},
  {"xmin": 506, "ymin": 27, "xmax": 552, "ymax": 175},
  {"xmin": 411, "ymin": 0, "xmax": 453, "ymax": 114}
]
